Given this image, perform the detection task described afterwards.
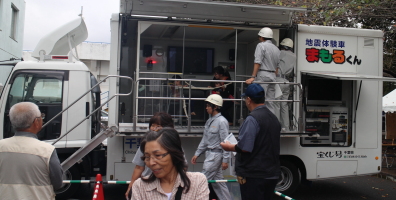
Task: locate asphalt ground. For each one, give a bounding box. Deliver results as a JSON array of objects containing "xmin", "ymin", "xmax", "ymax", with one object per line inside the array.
[
  {"xmin": 68, "ymin": 172, "xmax": 396, "ymax": 200},
  {"xmin": 274, "ymin": 174, "xmax": 396, "ymax": 200}
]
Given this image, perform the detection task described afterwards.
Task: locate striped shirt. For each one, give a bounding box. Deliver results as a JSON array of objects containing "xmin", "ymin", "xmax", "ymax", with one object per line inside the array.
[
  {"xmin": 132, "ymin": 172, "xmax": 209, "ymax": 200},
  {"xmin": 254, "ymin": 40, "xmax": 281, "ymax": 71}
]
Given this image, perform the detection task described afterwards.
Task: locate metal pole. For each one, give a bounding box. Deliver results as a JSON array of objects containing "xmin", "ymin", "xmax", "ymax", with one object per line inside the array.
[
  {"xmin": 43, "ymin": 75, "xmax": 132, "ymax": 129},
  {"xmin": 234, "ymin": 28, "xmax": 238, "ymax": 126},
  {"xmin": 188, "ymin": 81, "xmax": 192, "ymax": 132},
  {"xmin": 49, "ymin": 76, "xmax": 133, "ymax": 145}
]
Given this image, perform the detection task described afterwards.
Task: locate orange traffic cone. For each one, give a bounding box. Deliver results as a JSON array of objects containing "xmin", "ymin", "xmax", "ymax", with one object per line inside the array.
[{"xmin": 92, "ymin": 174, "xmax": 104, "ymax": 200}]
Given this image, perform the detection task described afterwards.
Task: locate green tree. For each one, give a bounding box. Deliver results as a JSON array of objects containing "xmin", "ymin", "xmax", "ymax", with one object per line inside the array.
[{"xmin": 229, "ymin": 0, "xmax": 396, "ymax": 94}]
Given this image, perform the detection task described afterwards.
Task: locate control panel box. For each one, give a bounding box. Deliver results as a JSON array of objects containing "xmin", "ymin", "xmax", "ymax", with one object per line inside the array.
[{"xmin": 303, "ymin": 107, "xmax": 348, "ymax": 146}]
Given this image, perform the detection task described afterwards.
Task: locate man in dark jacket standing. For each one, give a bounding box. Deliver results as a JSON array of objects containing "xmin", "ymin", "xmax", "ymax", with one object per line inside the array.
[{"xmin": 221, "ymin": 83, "xmax": 281, "ymax": 200}]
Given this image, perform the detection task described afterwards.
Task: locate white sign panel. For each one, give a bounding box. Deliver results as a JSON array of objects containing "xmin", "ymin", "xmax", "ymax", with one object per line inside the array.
[{"xmin": 298, "ymin": 33, "xmax": 360, "ymax": 74}]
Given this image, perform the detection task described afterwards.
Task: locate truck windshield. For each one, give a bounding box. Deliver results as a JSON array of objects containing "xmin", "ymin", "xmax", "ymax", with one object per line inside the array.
[
  {"xmin": 7, "ymin": 71, "xmax": 64, "ymax": 108},
  {"xmin": 3, "ymin": 70, "xmax": 66, "ymax": 139}
]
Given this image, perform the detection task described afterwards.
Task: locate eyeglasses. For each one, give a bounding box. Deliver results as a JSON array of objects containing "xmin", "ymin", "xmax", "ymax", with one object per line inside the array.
[
  {"xmin": 32, "ymin": 114, "xmax": 45, "ymax": 123},
  {"xmin": 143, "ymin": 152, "xmax": 169, "ymax": 162}
]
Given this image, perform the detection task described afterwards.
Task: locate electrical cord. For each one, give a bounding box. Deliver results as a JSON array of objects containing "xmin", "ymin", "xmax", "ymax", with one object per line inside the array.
[{"xmin": 0, "ymin": 58, "xmax": 22, "ymax": 63}]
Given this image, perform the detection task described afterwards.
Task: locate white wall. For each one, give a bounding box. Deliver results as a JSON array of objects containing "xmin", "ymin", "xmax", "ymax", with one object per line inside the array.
[
  {"xmin": 81, "ymin": 59, "xmax": 110, "ymax": 92},
  {"xmin": 0, "ymin": 65, "xmax": 13, "ymax": 84},
  {"xmin": 76, "ymin": 42, "xmax": 110, "ymax": 60},
  {"xmin": 0, "ymin": 0, "xmax": 25, "ymax": 61}
]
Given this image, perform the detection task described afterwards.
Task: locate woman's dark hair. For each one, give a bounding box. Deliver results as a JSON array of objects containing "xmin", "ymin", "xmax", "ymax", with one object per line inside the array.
[
  {"xmin": 172, "ymin": 75, "xmax": 182, "ymax": 79},
  {"xmin": 213, "ymin": 66, "xmax": 225, "ymax": 76},
  {"xmin": 149, "ymin": 112, "xmax": 174, "ymax": 128},
  {"xmin": 211, "ymin": 66, "xmax": 231, "ymax": 87},
  {"xmin": 213, "ymin": 66, "xmax": 231, "ymax": 78},
  {"xmin": 140, "ymin": 128, "xmax": 191, "ymax": 193}
]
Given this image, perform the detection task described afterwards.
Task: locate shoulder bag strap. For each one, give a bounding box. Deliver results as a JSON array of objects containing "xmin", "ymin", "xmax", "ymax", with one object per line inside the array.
[{"xmin": 175, "ymin": 186, "xmax": 184, "ymax": 200}]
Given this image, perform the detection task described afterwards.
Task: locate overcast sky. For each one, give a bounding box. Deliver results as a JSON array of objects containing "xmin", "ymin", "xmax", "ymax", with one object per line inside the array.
[{"xmin": 23, "ymin": 0, "xmax": 120, "ymax": 51}]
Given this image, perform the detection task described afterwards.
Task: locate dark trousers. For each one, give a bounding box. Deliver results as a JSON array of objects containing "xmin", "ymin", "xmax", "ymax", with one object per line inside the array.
[
  {"xmin": 220, "ymin": 101, "xmax": 233, "ymax": 123},
  {"xmin": 239, "ymin": 177, "xmax": 278, "ymax": 200}
]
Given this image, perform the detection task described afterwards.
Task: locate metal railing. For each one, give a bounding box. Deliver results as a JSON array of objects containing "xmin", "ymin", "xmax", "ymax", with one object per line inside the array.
[
  {"xmin": 132, "ymin": 77, "xmax": 304, "ymax": 133},
  {"xmin": 100, "ymin": 91, "xmax": 110, "ymax": 109},
  {"xmin": 48, "ymin": 75, "xmax": 133, "ymax": 145}
]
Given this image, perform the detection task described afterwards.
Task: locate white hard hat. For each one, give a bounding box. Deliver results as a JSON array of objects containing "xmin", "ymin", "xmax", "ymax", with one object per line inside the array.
[
  {"xmin": 280, "ymin": 38, "xmax": 294, "ymax": 48},
  {"xmin": 258, "ymin": 27, "xmax": 273, "ymax": 38},
  {"xmin": 205, "ymin": 94, "xmax": 223, "ymax": 107}
]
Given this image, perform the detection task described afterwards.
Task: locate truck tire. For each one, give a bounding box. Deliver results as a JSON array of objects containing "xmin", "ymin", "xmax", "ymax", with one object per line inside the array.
[
  {"xmin": 276, "ymin": 159, "xmax": 300, "ymax": 195},
  {"xmin": 55, "ymin": 165, "xmax": 81, "ymax": 200}
]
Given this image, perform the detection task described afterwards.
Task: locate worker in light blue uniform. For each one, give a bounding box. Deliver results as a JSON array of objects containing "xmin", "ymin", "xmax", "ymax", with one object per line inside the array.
[
  {"xmin": 191, "ymin": 94, "xmax": 231, "ymax": 200},
  {"xmin": 275, "ymin": 38, "xmax": 296, "ymax": 131},
  {"xmin": 246, "ymin": 27, "xmax": 281, "ymax": 117}
]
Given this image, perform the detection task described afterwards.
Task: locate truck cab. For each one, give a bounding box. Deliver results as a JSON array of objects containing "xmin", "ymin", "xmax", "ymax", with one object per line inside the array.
[{"xmin": 0, "ymin": 17, "xmax": 104, "ymax": 199}]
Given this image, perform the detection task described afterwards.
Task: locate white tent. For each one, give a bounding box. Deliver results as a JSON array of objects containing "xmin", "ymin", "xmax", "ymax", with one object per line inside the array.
[{"xmin": 383, "ymin": 89, "xmax": 396, "ymax": 113}]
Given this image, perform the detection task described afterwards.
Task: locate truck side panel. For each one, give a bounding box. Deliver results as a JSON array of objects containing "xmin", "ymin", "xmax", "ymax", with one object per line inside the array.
[
  {"xmin": 64, "ymin": 71, "xmax": 92, "ymax": 146},
  {"xmin": 355, "ymin": 36, "xmax": 382, "ymax": 149}
]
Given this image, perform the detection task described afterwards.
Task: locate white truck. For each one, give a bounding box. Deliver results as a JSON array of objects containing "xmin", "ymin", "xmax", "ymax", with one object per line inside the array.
[{"xmin": 0, "ymin": 0, "xmax": 394, "ymax": 199}]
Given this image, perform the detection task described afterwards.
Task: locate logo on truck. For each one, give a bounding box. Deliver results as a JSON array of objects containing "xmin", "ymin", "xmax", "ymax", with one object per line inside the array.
[
  {"xmin": 124, "ymin": 138, "xmax": 142, "ymax": 154},
  {"xmin": 317, "ymin": 151, "xmax": 367, "ymax": 159},
  {"xmin": 305, "ymin": 38, "xmax": 362, "ymax": 65}
]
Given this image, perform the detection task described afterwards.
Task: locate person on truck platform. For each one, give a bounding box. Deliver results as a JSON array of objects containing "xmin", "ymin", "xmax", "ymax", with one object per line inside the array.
[
  {"xmin": 132, "ymin": 128, "xmax": 209, "ymax": 200},
  {"xmin": 209, "ymin": 66, "xmax": 235, "ymax": 126},
  {"xmin": 245, "ymin": 27, "xmax": 281, "ymax": 117},
  {"xmin": 191, "ymin": 94, "xmax": 232, "ymax": 200},
  {"xmin": 0, "ymin": 102, "xmax": 63, "ymax": 200},
  {"xmin": 275, "ymin": 38, "xmax": 296, "ymax": 131}
]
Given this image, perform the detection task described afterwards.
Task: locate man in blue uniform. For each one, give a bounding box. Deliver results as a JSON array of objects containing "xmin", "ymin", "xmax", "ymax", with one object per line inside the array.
[{"xmin": 191, "ymin": 94, "xmax": 231, "ymax": 200}]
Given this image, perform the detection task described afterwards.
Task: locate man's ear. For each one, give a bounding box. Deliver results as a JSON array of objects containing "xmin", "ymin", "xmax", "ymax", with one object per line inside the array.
[
  {"xmin": 32, "ymin": 118, "xmax": 37, "ymax": 127},
  {"xmin": 33, "ymin": 118, "xmax": 40, "ymax": 128}
]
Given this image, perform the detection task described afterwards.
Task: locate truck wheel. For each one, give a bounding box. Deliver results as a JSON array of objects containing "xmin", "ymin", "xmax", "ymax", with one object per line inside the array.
[
  {"xmin": 55, "ymin": 165, "xmax": 81, "ymax": 200},
  {"xmin": 276, "ymin": 159, "xmax": 300, "ymax": 195}
]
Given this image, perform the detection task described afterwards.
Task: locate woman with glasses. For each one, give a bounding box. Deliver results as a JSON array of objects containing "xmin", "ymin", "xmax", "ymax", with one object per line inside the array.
[
  {"xmin": 131, "ymin": 128, "xmax": 209, "ymax": 200},
  {"xmin": 125, "ymin": 112, "xmax": 174, "ymax": 199}
]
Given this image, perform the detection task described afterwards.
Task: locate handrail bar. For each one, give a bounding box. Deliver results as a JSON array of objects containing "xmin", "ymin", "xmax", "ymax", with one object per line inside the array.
[
  {"xmin": 136, "ymin": 96, "xmax": 300, "ymax": 102},
  {"xmin": 138, "ymin": 77, "xmax": 301, "ymax": 85},
  {"xmin": 134, "ymin": 77, "xmax": 304, "ymax": 133},
  {"xmin": 139, "ymin": 72, "xmax": 183, "ymax": 75},
  {"xmin": 49, "ymin": 75, "xmax": 133, "ymax": 145}
]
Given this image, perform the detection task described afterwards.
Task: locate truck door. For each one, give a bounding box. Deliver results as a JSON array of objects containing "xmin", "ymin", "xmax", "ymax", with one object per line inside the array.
[{"xmin": 2, "ymin": 70, "xmax": 66, "ymax": 140}]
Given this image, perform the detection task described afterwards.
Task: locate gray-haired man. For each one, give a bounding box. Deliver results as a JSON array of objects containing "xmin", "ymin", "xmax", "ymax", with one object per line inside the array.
[{"xmin": 0, "ymin": 102, "xmax": 63, "ymax": 200}]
